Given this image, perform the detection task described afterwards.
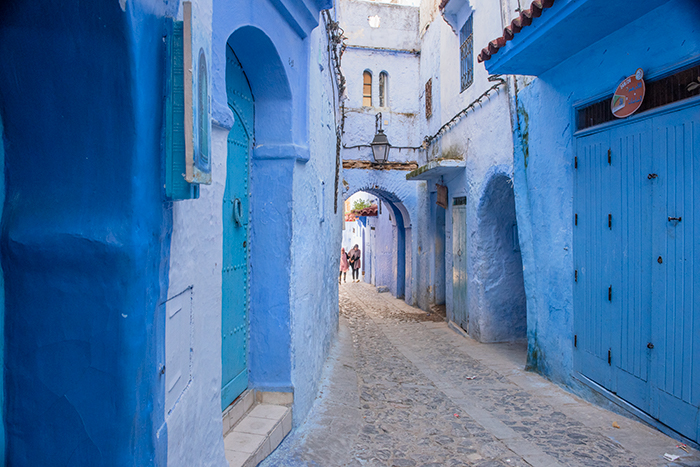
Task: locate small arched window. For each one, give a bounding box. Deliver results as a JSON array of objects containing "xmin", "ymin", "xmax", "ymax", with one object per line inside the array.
[
  {"xmin": 379, "ymin": 72, "xmax": 388, "ymax": 107},
  {"xmin": 363, "ymin": 71, "xmax": 372, "ymax": 107},
  {"xmin": 197, "ymin": 49, "xmax": 210, "ymax": 171}
]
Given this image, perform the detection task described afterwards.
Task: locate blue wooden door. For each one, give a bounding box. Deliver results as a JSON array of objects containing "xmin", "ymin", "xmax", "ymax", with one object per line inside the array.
[
  {"xmin": 574, "ymin": 130, "xmax": 616, "ymax": 390},
  {"xmin": 221, "ymin": 46, "xmax": 252, "ymax": 410},
  {"xmin": 452, "ymin": 200, "xmax": 468, "ymax": 330},
  {"xmin": 609, "ymin": 118, "xmax": 654, "ymax": 412},
  {"xmin": 574, "ymin": 102, "xmax": 700, "ymax": 443},
  {"xmin": 649, "ymin": 104, "xmax": 700, "ymax": 442}
]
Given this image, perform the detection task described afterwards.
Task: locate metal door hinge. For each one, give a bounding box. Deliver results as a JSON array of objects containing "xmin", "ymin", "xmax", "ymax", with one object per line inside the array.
[
  {"xmin": 574, "ymin": 334, "xmax": 577, "ymax": 347},
  {"xmin": 608, "ymin": 349, "xmax": 612, "ymax": 365},
  {"xmin": 575, "ymin": 214, "xmax": 578, "ymax": 226},
  {"xmin": 608, "ymin": 214, "xmax": 612, "ymax": 229},
  {"xmin": 574, "ymin": 156, "xmax": 578, "ymax": 169},
  {"xmin": 608, "ymin": 285, "xmax": 612, "ymax": 302},
  {"xmin": 574, "ymin": 269, "xmax": 578, "ymax": 282},
  {"xmin": 607, "ymin": 149, "xmax": 611, "ymax": 165}
]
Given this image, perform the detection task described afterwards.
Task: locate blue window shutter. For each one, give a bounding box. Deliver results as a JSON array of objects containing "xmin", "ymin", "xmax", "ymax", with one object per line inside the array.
[{"xmin": 165, "ymin": 20, "xmax": 198, "ymax": 200}]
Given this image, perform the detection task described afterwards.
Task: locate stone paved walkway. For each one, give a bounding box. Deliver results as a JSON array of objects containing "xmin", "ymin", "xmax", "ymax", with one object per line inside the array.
[{"xmin": 261, "ymin": 283, "xmax": 700, "ymax": 467}]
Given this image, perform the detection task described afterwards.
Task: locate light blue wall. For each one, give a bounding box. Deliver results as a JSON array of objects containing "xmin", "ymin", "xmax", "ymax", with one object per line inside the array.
[
  {"xmin": 211, "ymin": 0, "xmax": 337, "ymax": 428},
  {"xmin": 289, "ymin": 13, "xmax": 343, "ymax": 424},
  {"xmin": 501, "ymin": 0, "xmax": 700, "ymax": 382}
]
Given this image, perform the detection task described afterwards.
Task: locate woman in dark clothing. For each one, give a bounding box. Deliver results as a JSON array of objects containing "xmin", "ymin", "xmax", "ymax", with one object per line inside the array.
[{"xmin": 348, "ymin": 244, "xmax": 361, "ymax": 282}]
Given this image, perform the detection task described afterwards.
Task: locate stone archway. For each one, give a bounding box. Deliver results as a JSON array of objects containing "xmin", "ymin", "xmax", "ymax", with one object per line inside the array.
[{"xmin": 345, "ymin": 185, "xmax": 413, "ymax": 301}]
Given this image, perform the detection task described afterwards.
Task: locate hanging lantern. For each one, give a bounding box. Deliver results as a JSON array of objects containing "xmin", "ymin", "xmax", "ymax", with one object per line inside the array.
[{"xmin": 371, "ymin": 112, "xmax": 390, "ymax": 164}]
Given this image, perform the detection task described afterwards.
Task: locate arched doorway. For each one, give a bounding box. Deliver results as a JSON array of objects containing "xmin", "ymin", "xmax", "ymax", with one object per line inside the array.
[
  {"xmin": 222, "ymin": 26, "xmax": 295, "ymax": 410},
  {"xmin": 343, "ymin": 188, "xmax": 411, "ymax": 301},
  {"xmin": 476, "ymin": 173, "xmax": 526, "ymax": 343}
]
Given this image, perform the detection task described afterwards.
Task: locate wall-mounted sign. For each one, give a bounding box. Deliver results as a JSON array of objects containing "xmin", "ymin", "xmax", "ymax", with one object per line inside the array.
[{"xmin": 611, "ymin": 68, "xmax": 645, "ymax": 118}]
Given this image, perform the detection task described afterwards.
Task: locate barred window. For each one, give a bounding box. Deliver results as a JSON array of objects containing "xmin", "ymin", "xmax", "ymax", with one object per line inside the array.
[
  {"xmin": 460, "ymin": 14, "xmax": 474, "ymax": 92},
  {"xmin": 363, "ymin": 71, "xmax": 372, "ymax": 107}
]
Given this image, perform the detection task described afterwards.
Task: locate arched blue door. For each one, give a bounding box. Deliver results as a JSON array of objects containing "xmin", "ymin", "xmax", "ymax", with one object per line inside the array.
[{"xmin": 222, "ymin": 45, "xmax": 253, "ymax": 410}]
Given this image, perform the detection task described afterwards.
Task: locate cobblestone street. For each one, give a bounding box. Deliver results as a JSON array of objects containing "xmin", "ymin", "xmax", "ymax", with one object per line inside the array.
[{"xmin": 262, "ymin": 283, "xmax": 699, "ymax": 467}]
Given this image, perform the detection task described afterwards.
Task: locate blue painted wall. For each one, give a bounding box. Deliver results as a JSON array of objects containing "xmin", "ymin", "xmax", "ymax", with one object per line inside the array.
[
  {"xmin": 489, "ymin": 0, "xmax": 700, "ymax": 383},
  {"xmin": 210, "ymin": 0, "xmax": 338, "ymax": 430},
  {"xmin": 0, "ymin": 1, "xmax": 171, "ymax": 464}
]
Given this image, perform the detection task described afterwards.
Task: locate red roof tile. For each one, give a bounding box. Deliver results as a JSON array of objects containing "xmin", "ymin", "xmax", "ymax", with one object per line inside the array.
[
  {"xmin": 352, "ymin": 204, "xmax": 378, "ymax": 217},
  {"xmin": 477, "ymin": 0, "xmax": 555, "ymax": 63}
]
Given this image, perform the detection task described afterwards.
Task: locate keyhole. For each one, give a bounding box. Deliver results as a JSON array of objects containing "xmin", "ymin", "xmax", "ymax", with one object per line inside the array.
[
  {"xmin": 243, "ymin": 241, "xmax": 247, "ymax": 248},
  {"xmin": 657, "ymin": 256, "xmax": 663, "ymax": 264}
]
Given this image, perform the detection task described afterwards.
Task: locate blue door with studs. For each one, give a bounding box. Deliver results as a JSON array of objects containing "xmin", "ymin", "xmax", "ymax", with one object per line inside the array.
[{"xmin": 221, "ymin": 45, "xmax": 252, "ymax": 410}]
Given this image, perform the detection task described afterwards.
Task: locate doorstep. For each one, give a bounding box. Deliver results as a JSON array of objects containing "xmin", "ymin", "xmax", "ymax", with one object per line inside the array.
[{"xmin": 222, "ymin": 390, "xmax": 293, "ymax": 467}]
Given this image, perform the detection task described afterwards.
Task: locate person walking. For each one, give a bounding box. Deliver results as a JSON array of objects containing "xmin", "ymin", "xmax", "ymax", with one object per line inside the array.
[
  {"xmin": 339, "ymin": 247, "xmax": 349, "ymax": 284},
  {"xmin": 348, "ymin": 244, "xmax": 361, "ymax": 282}
]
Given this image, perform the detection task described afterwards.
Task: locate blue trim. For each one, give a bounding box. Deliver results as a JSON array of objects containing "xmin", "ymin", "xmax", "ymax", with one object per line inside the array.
[
  {"xmin": 254, "ymin": 144, "xmax": 310, "ymax": 163},
  {"xmin": 485, "ymin": 0, "xmax": 666, "ymax": 76}
]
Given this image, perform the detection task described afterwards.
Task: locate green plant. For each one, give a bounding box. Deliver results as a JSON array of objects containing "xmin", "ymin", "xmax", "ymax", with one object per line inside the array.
[{"xmin": 352, "ymin": 198, "xmax": 372, "ymax": 211}]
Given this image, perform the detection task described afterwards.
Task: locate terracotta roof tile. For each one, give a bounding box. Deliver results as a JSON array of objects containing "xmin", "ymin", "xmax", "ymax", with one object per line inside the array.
[{"xmin": 477, "ymin": 0, "xmax": 555, "ymax": 63}]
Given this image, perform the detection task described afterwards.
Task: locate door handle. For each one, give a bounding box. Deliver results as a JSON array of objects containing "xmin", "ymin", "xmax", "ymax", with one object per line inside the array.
[
  {"xmin": 233, "ymin": 198, "xmax": 243, "ymax": 225},
  {"xmin": 668, "ymin": 216, "xmax": 682, "ymax": 222},
  {"xmin": 647, "ymin": 342, "xmax": 654, "ymax": 349}
]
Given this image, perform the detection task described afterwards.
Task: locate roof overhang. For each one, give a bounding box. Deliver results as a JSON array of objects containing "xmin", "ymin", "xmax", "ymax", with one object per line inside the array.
[
  {"xmin": 481, "ymin": 0, "xmax": 669, "ymax": 76},
  {"xmin": 406, "ymin": 159, "xmax": 465, "ymax": 181},
  {"xmin": 440, "ymin": 0, "xmax": 473, "ymax": 35}
]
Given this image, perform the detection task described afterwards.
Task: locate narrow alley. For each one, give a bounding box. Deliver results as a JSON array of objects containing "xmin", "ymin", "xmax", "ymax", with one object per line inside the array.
[
  {"xmin": 262, "ymin": 284, "xmax": 700, "ymax": 467},
  {"xmin": 1, "ymin": 0, "xmax": 699, "ymax": 464}
]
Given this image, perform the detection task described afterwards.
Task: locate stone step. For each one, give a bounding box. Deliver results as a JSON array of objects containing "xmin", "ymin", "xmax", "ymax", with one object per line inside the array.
[
  {"xmin": 222, "ymin": 392, "xmax": 293, "ymax": 467},
  {"xmin": 222, "ymin": 389, "xmax": 256, "ymax": 435}
]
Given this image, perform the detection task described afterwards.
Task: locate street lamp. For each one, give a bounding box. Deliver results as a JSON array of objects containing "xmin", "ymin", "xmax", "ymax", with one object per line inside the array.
[{"xmin": 370, "ymin": 112, "xmax": 390, "ymax": 164}]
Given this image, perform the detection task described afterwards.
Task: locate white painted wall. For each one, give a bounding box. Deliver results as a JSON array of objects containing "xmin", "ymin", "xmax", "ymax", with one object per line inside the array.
[
  {"xmin": 340, "ymin": 0, "xmax": 422, "ymax": 165},
  {"xmin": 418, "ymin": 0, "xmax": 520, "ymax": 340},
  {"xmin": 164, "ymin": 0, "xmax": 229, "ymax": 465}
]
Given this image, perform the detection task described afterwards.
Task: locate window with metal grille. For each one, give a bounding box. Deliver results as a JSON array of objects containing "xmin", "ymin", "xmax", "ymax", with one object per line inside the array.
[
  {"xmin": 363, "ymin": 71, "xmax": 372, "ymax": 107},
  {"xmin": 577, "ymin": 63, "xmax": 700, "ymax": 130},
  {"xmin": 425, "ymin": 78, "xmax": 432, "ymax": 119},
  {"xmin": 379, "ymin": 71, "xmax": 388, "ymax": 107},
  {"xmin": 460, "ymin": 14, "xmax": 474, "ymax": 92}
]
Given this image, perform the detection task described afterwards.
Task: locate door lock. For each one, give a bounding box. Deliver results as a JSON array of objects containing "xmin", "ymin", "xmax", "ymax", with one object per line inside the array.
[
  {"xmin": 668, "ymin": 216, "xmax": 682, "ymax": 222},
  {"xmin": 647, "ymin": 173, "xmax": 658, "ymax": 179},
  {"xmin": 658, "ymin": 256, "xmax": 663, "ymax": 264},
  {"xmin": 647, "ymin": 342, "xmax": 654, "ymax": 349}
]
